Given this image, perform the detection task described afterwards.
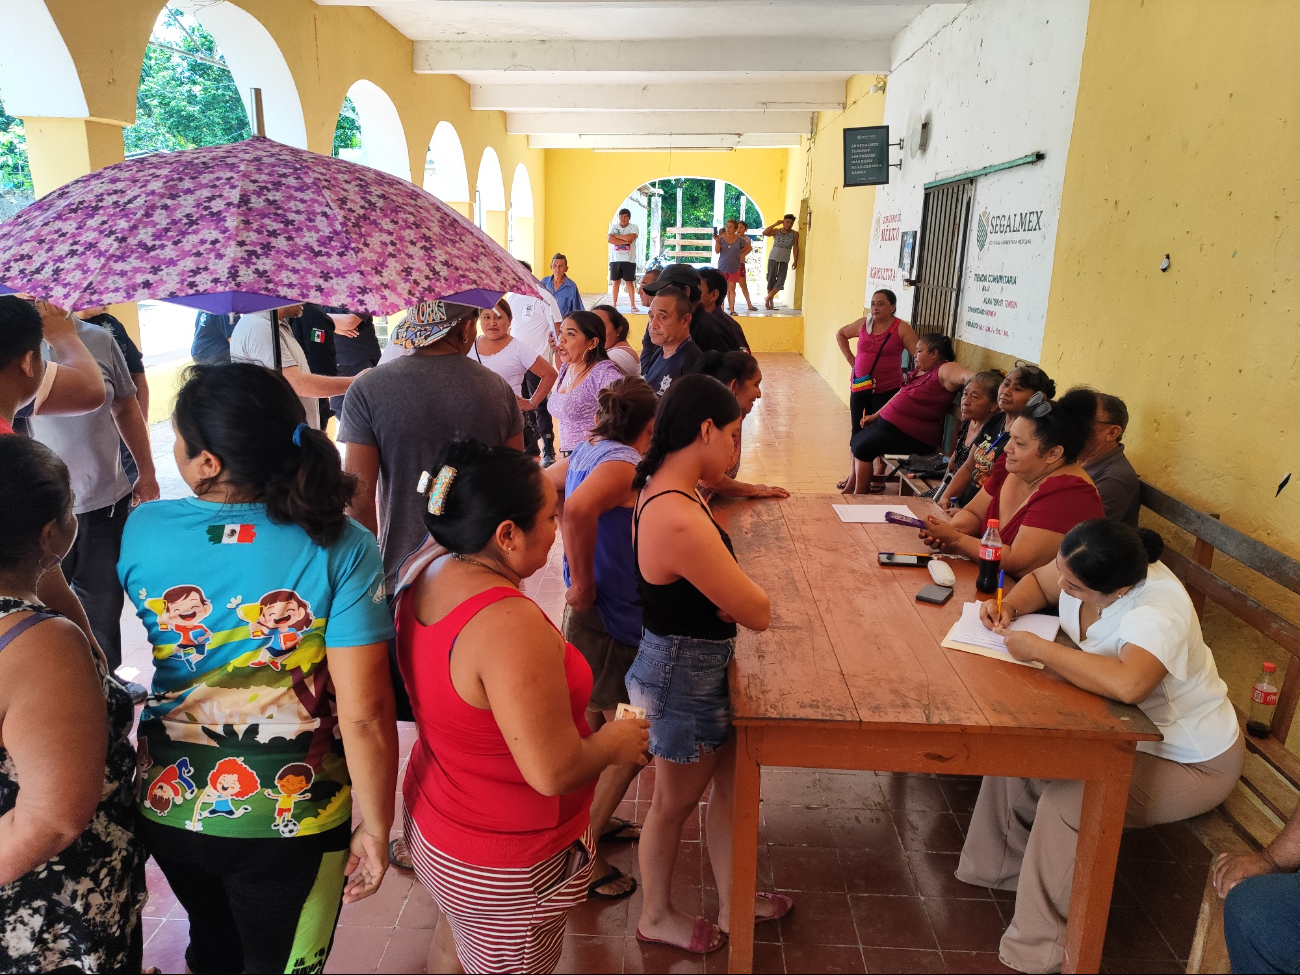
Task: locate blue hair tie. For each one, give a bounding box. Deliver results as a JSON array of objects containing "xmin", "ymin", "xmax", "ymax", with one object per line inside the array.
[{"xmin": 292, "ymin": 422, "xmax": 309, "ymax": 447}]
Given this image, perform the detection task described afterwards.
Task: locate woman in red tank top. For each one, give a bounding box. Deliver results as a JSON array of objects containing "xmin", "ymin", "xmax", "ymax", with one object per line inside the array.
[{"xmin": 395, "ymin": 439, "xmax": 649, "ymax": 975}]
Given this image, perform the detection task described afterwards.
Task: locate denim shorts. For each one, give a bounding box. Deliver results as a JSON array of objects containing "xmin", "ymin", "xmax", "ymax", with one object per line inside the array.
[{"xmin": 624, "ymin": 631, "xmax": 736, "ymax": 764}]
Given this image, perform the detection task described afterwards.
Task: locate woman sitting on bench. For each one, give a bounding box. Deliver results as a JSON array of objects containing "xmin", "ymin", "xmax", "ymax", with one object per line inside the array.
[{"xmin": 959, "ymin": 520, "xmax": 1244, "ymax": 973}]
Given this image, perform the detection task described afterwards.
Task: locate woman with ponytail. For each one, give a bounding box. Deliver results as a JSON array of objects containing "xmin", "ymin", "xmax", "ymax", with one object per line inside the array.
[
  {"xmin": 920, "ymin": 387, "xmax": 1106, "ymax": 579},
  {"xmin": 959, "ymin": 520, "xmax": 1242, "ymax": 972},
  {"xmin": 626, "ymin": 374, "xmax": 786, "ymax": 955},
  {"xmin": 395, "ymin": 439, "xmax": 648, "ymax": 974},
  {"xmin": 118, "ymin": 363, "xmax": 398, "ymax": 974}
]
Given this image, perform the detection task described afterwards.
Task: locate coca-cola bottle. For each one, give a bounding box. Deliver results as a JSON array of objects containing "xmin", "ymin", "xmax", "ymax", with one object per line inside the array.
[
  {"xmin": 976, "ymin": 519, "xmax": 1003, "ymax": 594},
  {"xmin": 1247, "ymin": 662, "xmax": 1280, "ymax": 738}
]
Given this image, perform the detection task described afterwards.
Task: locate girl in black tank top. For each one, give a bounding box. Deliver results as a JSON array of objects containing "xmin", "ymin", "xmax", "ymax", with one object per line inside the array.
[
  {"xmin": 622, "ymin": 374, "xmax": 788, "ymax": 954},
  {"xmin": 633, "ymin": 489, "xmax": 737, "ymax": 641}
]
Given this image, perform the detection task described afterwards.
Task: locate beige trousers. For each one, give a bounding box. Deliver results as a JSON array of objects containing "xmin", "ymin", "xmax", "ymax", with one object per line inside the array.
[{"xmin": 955, "ymin": 734, "xmax": 1244, "ymax": 973}]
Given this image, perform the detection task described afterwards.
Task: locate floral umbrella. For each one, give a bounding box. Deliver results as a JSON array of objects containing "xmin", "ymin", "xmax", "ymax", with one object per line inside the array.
[{"xmin": 0, "ymin": 136, "xmax": 540, "ymax": 314}]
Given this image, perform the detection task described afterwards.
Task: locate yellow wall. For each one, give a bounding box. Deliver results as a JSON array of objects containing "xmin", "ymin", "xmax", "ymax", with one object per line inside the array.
[
  {"xmin": 791, "ymin": 77, "xmax": 887, "ymax": 403},
  {"xmin": 541, "ymin": 148, "xmax": 789, "ymax": 291},
  {"xmin": 1043, "ymin": 0, "xmax": 1300, "ymax": 712}
]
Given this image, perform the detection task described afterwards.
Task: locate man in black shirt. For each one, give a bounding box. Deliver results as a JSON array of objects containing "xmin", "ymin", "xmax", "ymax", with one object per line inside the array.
[
  {"xmin": 639, "ymin": 284, "xmax": 704, "ymax": 395},
  {"xmin": 327, "ymin": 307, "xmax": 382, "ymax": 415},
  {"xmin": 639, "ymin": 263, "xmax": 736, "ymax": 357},
  {"xmin": 191, "ymin": 311, "xmax": 238, "ymax": 363},
  {"xmin": 698, "ymin": 267, "xmax": 751, "ymax": 351},
  {"xmin": 290, "ymin": 304, "xmax": 339, "ymax": 427}
]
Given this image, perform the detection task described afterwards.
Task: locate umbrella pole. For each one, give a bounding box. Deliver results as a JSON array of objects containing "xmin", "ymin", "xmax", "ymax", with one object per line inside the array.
[{"xmin": 271, "ymin": 307, "xmax": 282, "ymax": 373}]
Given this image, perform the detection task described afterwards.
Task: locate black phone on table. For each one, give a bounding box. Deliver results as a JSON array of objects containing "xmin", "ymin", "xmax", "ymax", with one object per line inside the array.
[{"xmin": 915, "ymin": 583, "xmax": 954, "ymax": 605}]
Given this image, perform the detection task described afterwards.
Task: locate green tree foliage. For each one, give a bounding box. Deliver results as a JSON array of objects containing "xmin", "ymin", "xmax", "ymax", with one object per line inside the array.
[
  {"xmin": 0, "ymin": 102, "xmax": 33, "ymax": 197},
  {"xmin": 332, "ymin": 98, "xmax": 362, "ymax": 157},
  {"xmin": 657, "ymin": 177, "xmax": 762, "ymax": 232},
  {"xmin": 124, "ymin": 7, "xmax": 250, "ymax": 156}
]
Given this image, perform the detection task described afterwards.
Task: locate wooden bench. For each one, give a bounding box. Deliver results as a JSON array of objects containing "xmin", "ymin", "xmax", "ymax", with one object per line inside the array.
[{"xmin": 1135, "ymin": 481, "xmax": 1300, "ymax": 974}]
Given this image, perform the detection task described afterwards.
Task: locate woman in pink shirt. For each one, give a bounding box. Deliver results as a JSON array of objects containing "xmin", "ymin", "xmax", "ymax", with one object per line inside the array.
[{"xmin": 548, "ymin": 311, "xmax": 625, "ymax": 455}]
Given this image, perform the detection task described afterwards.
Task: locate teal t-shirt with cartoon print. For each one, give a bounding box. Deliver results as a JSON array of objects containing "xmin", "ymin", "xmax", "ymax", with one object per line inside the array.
[{"xmin": 119, "ymin": 499, "xmax": 394, "ymax": 839}]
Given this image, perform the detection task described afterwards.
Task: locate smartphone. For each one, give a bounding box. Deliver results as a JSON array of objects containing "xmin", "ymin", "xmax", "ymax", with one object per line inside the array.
[
  {"xmin": 915, "ymin": 583, "xmax": 954, "ymax": 605},
  {"xmin": 878, "ymin": 553, "xmax": 932, "ymax": 567}
]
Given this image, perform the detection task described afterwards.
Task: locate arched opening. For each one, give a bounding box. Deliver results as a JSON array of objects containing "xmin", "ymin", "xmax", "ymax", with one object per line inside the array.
[
  {"xmin": 475, "ymin": 147, "xmax": 506, "ymax": 247},
  {"xmin": 333, "ymin": 79, "xmax": 410, "ymax": 181},
  {"xmin": 423, "ymin": 120, "xmax": 470, "ymax": 218},
  {"xmin": 0, "ymin": 1, "xmax": 88, "ymax": 120},
  {"xmin": 508, "ymin": 163, "xmax": 534, "ymax": 266},
  {"xmin": 0, "ymin": 100, "xmax": 35, "ymax": 219}
]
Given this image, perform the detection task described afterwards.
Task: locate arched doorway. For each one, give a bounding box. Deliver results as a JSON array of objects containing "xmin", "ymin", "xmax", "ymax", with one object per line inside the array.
[
  {"xmin": 624, "ymin": 176, "xmax": 765, "ymax": 270},
  {"xmin": 509, "ymin": 163, "xmax": 534, "ymax": 266},
  {"xmin": 423, "ymin": 121, "xmax": 470, "ymax": 218},
  {"xmin": 333, "ymin": 80, "xmax": 410, "ymax": 181},
  {"xmin": 475, "ymin": 147, "xmax": 506, "ymax": 247}
]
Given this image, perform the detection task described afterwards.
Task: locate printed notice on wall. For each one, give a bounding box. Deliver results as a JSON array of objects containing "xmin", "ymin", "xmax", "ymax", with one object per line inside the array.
[
  {"xmin": 958, "ymin": 170, "xmax": 1056, "ymax": 361},
  {"xmin": 864, "ymin": 211, "xmax": 901, "ymax": 297}
]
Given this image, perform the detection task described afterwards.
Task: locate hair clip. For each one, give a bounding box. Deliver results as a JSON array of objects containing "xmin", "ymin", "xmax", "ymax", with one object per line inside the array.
[
  {"xmin": 416, "ymin": 470, "xmax": 433, "ymax": 495},
  {"xmin": 292, "ymin": 422, "xmax": 309, "ymax": 447},
  {"xmin": 1025, "ymin": 391, "xmax": 1053, "ymax": 417},
  {"xmin": 428, "ymin": 465, "xmax": 457, "ymax": 515}
]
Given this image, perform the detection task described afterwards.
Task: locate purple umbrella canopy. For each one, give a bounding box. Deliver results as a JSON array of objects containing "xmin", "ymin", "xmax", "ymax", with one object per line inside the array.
[{"xmin": 0, "ymin": 136, "xmax": 542, "ymax": 314}]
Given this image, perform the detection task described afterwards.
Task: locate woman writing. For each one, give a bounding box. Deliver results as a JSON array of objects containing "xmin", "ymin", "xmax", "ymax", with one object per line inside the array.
[
  {"xmin": 919, "ymin": 389, "xmax": 1104, "ymax": 579},
  {"xmin": 845, "ymin": 333, "xmax": 972, "ymax": 494},
  {"xmin": 562, "ymin": 377, "xmax": 657, "ymax": 901},
  {"xmin": 592, "ymin": 304, "xmax": 641, "ymax": 377},
  {"xmin": 397, "ymin": 440, "xmax": 649, "ymax": 974},
  {"xmin": 835, "ymin": 289, "xmax": 919, "ymax": 489},
  {"xmin": 471, "ymin": 298, "xmax": 558, "ymax": 435},
  {"xmin": 0, "ymin": 436, "xmax": 145, "ymax": 972},
  {"xmin": 548, "ymin": 311, "xmax": 625, "ymax": 456},
  {"xmin": 929, "ymin": 369, "xmax": 1003, "ymax": 502},
  {"xmin": 627, "ymin": 374, "xmax": 787, "ymax": 955},
  {"xmin": 120, "ymin": 363, "xmax": 397, "ymax": 974},
  {"xmin": 958, "ymin": 520, "xmax": 1243, "ymax": 973},
  {"xmin": 697, "ymin": 349, "xmax": 789, "ymax": 500},
  {"xmin": 943, "ymin": 364, "xmax": 1056, "ymax": 508}
]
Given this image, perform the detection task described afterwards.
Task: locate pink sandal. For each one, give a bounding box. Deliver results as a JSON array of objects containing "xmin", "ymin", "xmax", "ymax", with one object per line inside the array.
[
  {"xmin": 755, "ymin": 891, "xmax": 794, "ymax": 924},
  {"xmin": 636, "ymin": 916, "xmax": 728, "ymax": 954}
]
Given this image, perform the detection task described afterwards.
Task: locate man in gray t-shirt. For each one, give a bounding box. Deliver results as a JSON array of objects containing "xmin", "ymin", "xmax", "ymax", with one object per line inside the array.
[
  {"xmin": 337, "ymin": 301, "xmax": 524, "ymax": 585},
  {"xmin": 29, "ymin": 318, "xmax": 159, "ymax": 684}
]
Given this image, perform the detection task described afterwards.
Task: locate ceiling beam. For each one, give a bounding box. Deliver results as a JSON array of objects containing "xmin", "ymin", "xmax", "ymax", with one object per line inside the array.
[
  {"xmin": 506, "ymin": 110, "xmax": 813, "ymax": 136},
  {"xmin": 414, "ymin": 38, "xmax": 890, "ymax": 74},
  {"xmin": 471, "ymin": 81, "xmax": 845, "ymax": 113},
  {"xmin": 526, "ymin": 133, "xmax": 802, "ymax": 150}
]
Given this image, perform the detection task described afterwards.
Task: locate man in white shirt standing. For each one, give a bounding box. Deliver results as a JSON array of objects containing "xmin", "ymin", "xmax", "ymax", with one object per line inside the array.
[
  {"xmin": 228, "ymin": 304, "xmax": 358, "ymax": 430},
  {"xmin": 506, "ymin": 260, "xmax": 564, "ymax": 464},
  {"xmin": 607, "ymin": 208, "xmax": 641, "ymax": 312}
]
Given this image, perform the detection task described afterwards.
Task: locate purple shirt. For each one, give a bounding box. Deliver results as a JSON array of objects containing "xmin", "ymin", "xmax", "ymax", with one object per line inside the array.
[{"xmin": 549, "ymin": 360, "xmax": 624, "ymax": 452}]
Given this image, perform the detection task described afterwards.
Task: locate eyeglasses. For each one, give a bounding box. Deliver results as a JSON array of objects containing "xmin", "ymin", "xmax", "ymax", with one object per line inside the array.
[{"xmin": 1025, "ymin": 391, "xmax": 1053, "ymax": 418}]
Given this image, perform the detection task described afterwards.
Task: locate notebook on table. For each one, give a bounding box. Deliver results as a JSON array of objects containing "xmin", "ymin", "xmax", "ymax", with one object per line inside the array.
[{"xmin": 941, "ymin": 601, "xmax": 1060, "ymax": 669}]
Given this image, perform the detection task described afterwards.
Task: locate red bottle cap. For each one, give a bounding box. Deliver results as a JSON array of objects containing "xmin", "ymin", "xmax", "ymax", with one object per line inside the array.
[
  {"xmin": 986, "ymin": 519, "xmax": 999, "ymax": 528},
  {"xmin": 1264, "ymin": 662, "xmax": 1277, "ymax": 673}
]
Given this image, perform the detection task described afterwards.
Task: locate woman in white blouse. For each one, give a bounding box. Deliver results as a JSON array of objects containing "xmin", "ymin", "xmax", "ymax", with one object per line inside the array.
[
  {"xmin": 470, "ymin": 299, "xmax": 558, "ymax": 423},
  {"xmin": 959, "ymin": 519, "xmax": 1243, "ymax": 974},
  {"xmin": 592, "ymin": 304, "xmax": 641, "ymax": 377}
]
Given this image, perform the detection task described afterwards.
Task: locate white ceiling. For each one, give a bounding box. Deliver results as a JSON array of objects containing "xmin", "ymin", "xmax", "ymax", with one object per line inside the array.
[{"xmin": 315, "ymin": 1, "xmax": 967, "ymax": 149}]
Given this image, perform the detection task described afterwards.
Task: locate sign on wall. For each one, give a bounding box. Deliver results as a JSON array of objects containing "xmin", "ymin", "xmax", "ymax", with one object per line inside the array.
[
  {"xmin": 844, "ymin": 126, "xmax": 890, "ymax": 187},
  {"xmin": 958, "ymin": 171, "xmax": 1053, "ymax": 359}
]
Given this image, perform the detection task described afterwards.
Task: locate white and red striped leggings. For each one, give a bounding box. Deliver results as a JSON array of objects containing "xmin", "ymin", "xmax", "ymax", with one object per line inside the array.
[{"xmin": 403, "ymin": 810, "xmax": 594, "ymax": 974}]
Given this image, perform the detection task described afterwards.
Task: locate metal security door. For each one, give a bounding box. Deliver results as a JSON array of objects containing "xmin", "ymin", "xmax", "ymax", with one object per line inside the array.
[{"xmin": 912, "ymin": 180, "xmax": 974, "ymax": 338}]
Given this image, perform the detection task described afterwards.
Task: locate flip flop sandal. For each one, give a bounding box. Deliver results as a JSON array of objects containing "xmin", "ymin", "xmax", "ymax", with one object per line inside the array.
[
  {"xmin": 600, "ymin": 816, "xmax": 642, "ymax": 843},
  {"xmin": 754, "ymin": 891, "xmax": 795, "ymax": 924},
  {"xmin": 636, "ymin": 916, "xmax": 728, "ymax": 954},
  {"xmin": 588, "ymin": 866, "xmax": 638, "ymax": 900},
  {"xmin": 389, "ymin": 836, "xmax": 414, "ymax": 872},
  {"xmin": 867, "ymin": 484, "xmax": 887, "ymax": 494}
]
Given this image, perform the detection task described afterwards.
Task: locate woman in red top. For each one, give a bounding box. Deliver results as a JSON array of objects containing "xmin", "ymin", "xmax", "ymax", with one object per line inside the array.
[
  {"xmin": 395, "ymin": 439, "xmax": 649, "ymax": 975},
  {"xmin": 919, "ymin": 389, "xmax": 1105, "ymax": 578},
  {"xmin": 844, "ymin": 333, "xmax": 972, "ymax": 494}
]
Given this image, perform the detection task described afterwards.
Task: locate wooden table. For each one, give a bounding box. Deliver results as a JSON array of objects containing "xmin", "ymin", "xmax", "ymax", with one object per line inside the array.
[{"xmin": 721, "ymin": 495, "xmax": 1160, "ymax": 974}]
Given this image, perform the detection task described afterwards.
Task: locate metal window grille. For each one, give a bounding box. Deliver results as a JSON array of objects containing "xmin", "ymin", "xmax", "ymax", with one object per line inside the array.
[{"xmin": 912, "ymin": 179, "xmax": 974, "ymax": 338}]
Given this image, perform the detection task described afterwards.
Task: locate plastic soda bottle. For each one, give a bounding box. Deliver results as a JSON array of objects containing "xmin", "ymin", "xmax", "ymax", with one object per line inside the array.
[
  {"xmin": 1247, "ymin": 662, "xmax": 1280, "ymax": 738},
  {"xmin": 976, "ymin": 519, "xmax": 1003, "ymax": 594}
]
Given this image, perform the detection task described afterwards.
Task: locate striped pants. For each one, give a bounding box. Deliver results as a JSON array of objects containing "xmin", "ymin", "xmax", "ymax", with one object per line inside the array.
[{"xmin": 404, "ymin": 810, "xmax": 594, "ymax": 974}]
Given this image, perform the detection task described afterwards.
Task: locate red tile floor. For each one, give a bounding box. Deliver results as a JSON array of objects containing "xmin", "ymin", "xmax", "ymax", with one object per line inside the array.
[{"xmin": 125, "ymin": 354, "xmax": 1207, "ymax": 973}]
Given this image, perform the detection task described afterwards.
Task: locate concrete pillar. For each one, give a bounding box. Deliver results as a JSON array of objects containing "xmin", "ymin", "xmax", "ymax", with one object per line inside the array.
[
  {"xmin": 20, "ymin": 116, "xmax": 141, "ymax": 343},
  {"xmin": 511, "ymin": 215, "xmax": 535, "ymax": 266},
  {"xmin": 712, "ymin": 178, "xmax": 725, "ymax": 228},
  {"xmin": 446, "ymin": 200, "xmax": 472, "ymax": 219},
  {"xmin": 485, "ymin": 209, "xmax": 507, "ymax": 247}
]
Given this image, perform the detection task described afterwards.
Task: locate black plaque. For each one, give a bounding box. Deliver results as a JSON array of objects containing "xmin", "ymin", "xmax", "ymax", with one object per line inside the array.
[{"xmin": 843, "ymin": 125, "xmax": 889, "ymax": 187}]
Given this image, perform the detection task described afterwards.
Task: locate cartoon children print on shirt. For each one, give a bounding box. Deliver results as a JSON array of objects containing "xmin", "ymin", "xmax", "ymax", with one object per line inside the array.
[
  {"xmin": 188, "ymin": 757, "xmax": 260, "ymax": 832},
  {"xmin": 148, "ymin": 584, "xmax": 214, "ymax": 671},
  {"xmin": 145, "ymin": 758, "xmax": 198, "ymax": 816},
  {"xmin": 246, "ymin": 589, "xmax": 314, "ymax": 672},
  {"xmin": 264, "ymin": 762, "xmax": 315, "ymax": 837}
]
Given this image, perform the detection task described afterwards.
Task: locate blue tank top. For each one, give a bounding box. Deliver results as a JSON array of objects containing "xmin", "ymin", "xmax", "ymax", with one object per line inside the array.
[{"xmin": 562, "ymin": 438, "xmax": 644, "ymax": 646}]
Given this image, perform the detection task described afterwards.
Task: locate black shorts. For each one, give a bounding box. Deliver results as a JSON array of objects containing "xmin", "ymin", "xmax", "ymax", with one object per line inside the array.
[
  {"xmin": 849, "ymin": 385, "xmax": 899, "ymax": 436},
  {"xmin": 140, "ymin": 816, "xmax": 352, "ymax": 974},
  {"xmin": 609, "ymin": 260, "xmax": 636, "ymax": 282},
  {"xmin": 851, "ymin": 416, "xmax": 935, "ymax": 463}
]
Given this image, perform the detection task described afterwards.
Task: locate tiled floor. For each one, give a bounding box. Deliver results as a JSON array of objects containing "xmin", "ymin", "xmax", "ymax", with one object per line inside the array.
[{"xmin": 126, "ymin": 354, "xmax": 1208, "ymax": 973}]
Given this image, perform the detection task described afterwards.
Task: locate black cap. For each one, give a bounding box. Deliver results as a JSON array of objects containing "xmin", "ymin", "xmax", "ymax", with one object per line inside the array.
[{"xmin": 642, "ymin": 263, "xmax": 701, "ymax": 298}]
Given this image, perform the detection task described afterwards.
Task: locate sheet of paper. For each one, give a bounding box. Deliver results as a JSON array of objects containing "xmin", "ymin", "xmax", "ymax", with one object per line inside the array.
[
  {"xmin": 832, "ymin": 503, "xmax": 918, "ymax": 524},
  {"xmin": 941, "ymin": 601, "xmax": 1060, "ymax": 669}
]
